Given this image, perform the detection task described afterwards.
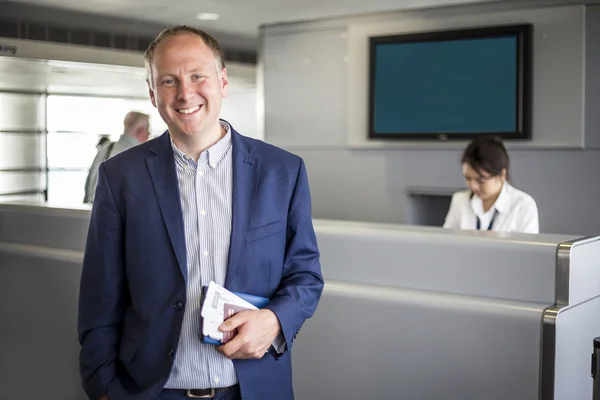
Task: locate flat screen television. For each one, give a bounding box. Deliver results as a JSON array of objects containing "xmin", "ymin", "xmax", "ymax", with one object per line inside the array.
[{"xmin": 368, "ymin": 24, "xmax": 532, "ymax": 141}]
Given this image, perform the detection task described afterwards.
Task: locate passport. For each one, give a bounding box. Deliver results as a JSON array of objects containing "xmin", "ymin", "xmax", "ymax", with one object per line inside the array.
[
  {"xmin": 222, "ymin": 303, "xmax": 251, "ymax": 344},
  {"xmin": 199, "ymin": 281, "xmax": 270, "ymax": 346}
]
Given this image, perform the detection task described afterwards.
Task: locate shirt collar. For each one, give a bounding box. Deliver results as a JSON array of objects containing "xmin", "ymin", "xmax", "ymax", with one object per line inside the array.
[
  {"xmin": 493, "ymin": 182, "xmax": 510, "ymax": 215},
  {"xmin": 170, "ymin": 120, "xmax": 232, "ymax": 169}
]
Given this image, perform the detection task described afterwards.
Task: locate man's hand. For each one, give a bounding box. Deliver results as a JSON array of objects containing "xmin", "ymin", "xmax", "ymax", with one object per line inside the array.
[
  {"xmin": 100, "ymin": 396, "xmax": 108, "ymax": 400},
  {"xmin": 217, "ymin": 309, "xmax": 281, "ymax": 359}
]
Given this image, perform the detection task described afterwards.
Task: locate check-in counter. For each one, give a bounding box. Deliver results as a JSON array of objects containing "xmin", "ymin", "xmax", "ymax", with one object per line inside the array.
[
  {"xmin": 294, "ymin": 220, "xmax": 600, "ymax": 400},
  {"xmin": 0, "ymin": 203, "xmax": 598, "ymax": 400}
]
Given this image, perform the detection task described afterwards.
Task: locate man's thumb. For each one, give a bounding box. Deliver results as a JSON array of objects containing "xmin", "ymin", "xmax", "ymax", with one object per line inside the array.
[{"xmin": 219, "ymin": 313, "xmax": 246, "ymax": 332}]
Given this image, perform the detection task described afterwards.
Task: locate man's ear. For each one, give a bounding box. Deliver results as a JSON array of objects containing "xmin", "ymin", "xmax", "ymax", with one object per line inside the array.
[
  {"xmin": 220, "ymin": 68, "xmax": 229, "ymax": 97},
  {"xmin": 147, "ymin": 80, "xmax": 157, "ymax": 108}
]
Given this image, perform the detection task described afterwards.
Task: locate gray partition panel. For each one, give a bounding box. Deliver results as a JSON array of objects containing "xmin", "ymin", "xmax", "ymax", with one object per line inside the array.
[
  {"xmin": 315, "ymin": 219, "xmax": 576, "ymax": 304},
  {"xmin": 0, "ymin": 203, "xmax": 90, "ymax": 250},
  {"xmin": 0, "ymin": 251, "xmax": 86, "ymax": 400},
  {"xmin": 293, "ymin": 282, "xmax": 545, "ymax": 400},
  {"xmin": 553, "ymin": 297, "xmax": 600, "ymax": 400}
]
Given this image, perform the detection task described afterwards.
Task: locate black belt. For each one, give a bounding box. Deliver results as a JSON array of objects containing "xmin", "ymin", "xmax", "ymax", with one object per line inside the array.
[{"xmin": 162, "ymin": 385, "xmax": 238, "ymax": 398}]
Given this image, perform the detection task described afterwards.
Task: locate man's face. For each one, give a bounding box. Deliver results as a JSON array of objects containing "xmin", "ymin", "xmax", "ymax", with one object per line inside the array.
[{"xmin": 148, "ymin": 33, "xmax": 228, "ymax": 140}]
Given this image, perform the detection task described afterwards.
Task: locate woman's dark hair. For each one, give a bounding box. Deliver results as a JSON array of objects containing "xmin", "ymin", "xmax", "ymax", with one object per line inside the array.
[{"xmin": 461, "ymin": 136, "xmax": 510, "ymax": 180}]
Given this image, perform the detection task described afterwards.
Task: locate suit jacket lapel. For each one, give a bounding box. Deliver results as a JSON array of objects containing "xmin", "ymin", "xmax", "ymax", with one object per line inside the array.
[
  {"xmin": 225, "ymin": 129, "xmax": 259, "ymax": 288},
  {"xmin": 146, "ymin": 132, "xmax": 188, "ymax": 281}
]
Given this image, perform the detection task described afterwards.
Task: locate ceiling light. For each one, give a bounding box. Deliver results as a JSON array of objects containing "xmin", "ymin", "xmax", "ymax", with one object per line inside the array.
[{"xmin": 196, "ymin": 13, "xmax": 220, "ymax": 21}]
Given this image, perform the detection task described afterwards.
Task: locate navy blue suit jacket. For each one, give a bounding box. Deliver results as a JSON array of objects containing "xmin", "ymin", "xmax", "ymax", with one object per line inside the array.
[{"xmin": 78, "ymin": 125, "xmax": 324, "ymax": 400}]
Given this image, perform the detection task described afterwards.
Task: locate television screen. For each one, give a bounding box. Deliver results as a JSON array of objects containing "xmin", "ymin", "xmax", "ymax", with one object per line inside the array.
[{"xmin": 368, "ymin": 24, "xmax": 532, "ymax": 140}]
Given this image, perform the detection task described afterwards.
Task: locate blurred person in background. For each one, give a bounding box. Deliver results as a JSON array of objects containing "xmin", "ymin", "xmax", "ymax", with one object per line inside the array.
[
  {"xmin": 95, "ymin": 135, "xmax": 110, "ymax": 150},
  {"xmin": 83, "ymin": 111, "xmax": 150, "ymax": 203}
]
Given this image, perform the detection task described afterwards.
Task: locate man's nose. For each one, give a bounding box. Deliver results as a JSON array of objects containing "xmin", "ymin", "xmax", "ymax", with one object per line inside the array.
[{"xmin": 176, "ymin": 81, "xmax": 193, "ymax": 102}]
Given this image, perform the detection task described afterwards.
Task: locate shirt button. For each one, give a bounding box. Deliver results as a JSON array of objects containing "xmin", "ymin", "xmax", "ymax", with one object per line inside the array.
[
  {"xmin": 201, "ymin": 209, "xmax": 206, "ymax": 216},
  {"xmin": 168, "ymin": 347, "xmax": 174, "ymax": 358},
  {"xmin": 175, "ymin": 300, "xmax": 184, "ymax": 311},
  {"xmin": 214, "ymin": 376, "xmax": 220, "ymax": 384},
  {"xmin": 203, "ymin": 250, "xmax": 209, "ymax": 257}
]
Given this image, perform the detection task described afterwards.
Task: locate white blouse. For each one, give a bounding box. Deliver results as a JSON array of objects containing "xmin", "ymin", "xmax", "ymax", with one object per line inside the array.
[{"xmin": 443, "ymin": 182, "xmax": 539, "ymax": 234}]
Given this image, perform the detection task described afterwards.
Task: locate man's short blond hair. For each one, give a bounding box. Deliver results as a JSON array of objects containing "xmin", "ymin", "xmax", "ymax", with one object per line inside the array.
[
  {"xmin": 144, "ymin": 25, "xmax": 225, "ymax": 88},
  {"xmin": 123, "ymin": 111, "xmax": 149, "ymax": 135}
]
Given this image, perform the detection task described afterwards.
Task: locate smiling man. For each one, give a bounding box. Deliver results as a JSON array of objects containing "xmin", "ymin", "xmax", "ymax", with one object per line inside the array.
[{"xmin": 77, "ymin": 26, "xmax": 324, "ymax": 400}]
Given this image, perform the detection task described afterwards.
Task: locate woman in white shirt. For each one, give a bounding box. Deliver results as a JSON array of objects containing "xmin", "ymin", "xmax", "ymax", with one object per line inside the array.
[{"xmin": 443, "ymin": 136, "xmax": 539, "ymax": 234}]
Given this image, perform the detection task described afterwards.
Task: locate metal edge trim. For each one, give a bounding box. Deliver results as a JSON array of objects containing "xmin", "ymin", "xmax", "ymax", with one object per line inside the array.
[
  {"xmin": 555, "ymin": 241, "xmax": 573, "ymax": 307},
  {"xmin": 539, "ymin": 236, "xmax": 598, "ymax": 399},
  {"xmin": 540, "ymin": 306, "xmax": 560, "ymax": 400},
  {"xmin": 555, "ymin": 236, "xmax": 600, "ymax": 307},
  {"xmin": 539, "ymin": 239, "xmax": 574, "ymax": 399}
]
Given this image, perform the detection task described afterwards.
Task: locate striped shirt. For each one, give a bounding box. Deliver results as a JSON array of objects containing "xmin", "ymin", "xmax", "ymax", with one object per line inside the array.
[{"xmin": 164, "ymin": 121, "xmax": 236, "ymax": 389}]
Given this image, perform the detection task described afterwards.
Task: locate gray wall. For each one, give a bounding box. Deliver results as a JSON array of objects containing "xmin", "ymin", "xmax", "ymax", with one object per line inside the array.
[{"xmin": 260, "ymin": 2, "xmax": 600, "ymax": 236}]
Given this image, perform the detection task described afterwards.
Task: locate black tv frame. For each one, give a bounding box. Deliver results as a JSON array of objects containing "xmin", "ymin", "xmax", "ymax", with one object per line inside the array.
[{"xmin": 368, "ymin": 24, "xmax": 533, "ymax": 141}]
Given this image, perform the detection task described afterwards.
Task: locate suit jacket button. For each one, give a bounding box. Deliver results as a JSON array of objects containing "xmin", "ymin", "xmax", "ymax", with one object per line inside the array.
[
  {"xmin": 168, "ymin": 347, "xmax": 174, "ymax": 358},
  {"xmin": 175, "ymin": 301, "xmax": 184, "ymax": 311}
]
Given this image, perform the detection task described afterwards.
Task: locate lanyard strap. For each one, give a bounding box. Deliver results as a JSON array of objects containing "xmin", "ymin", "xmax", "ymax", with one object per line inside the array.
[{"xmin": 476, "ymin": 209, "xmax": 499, "ymax": 231}]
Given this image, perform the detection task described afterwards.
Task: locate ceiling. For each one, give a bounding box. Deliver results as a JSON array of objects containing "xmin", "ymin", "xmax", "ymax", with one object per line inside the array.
[
  {"xmin": 9, "ymin": 0, "xmax": 503, "ymax": 39},
  {"xmin": 0, "ymin": 56, "xmax": 147, "ymax": 96},
  {"xmin": 0, "ymin": 56, "xmax": 255, "ymax": 97},
  {"xmin": 0, "ymin": 0, "xmax": 587, "ymax": 95}
]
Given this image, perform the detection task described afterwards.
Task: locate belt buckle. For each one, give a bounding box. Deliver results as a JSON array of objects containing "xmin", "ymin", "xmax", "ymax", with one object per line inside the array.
[{"xmin": 186, "ymin": 388, "xmax": 215, "ymax": 398}]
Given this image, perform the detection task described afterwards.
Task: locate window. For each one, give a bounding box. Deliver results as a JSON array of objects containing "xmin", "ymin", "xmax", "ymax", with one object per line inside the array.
[{"xmin": 45, "ymin": 95, "xmax": 164, "ymax": 204}]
